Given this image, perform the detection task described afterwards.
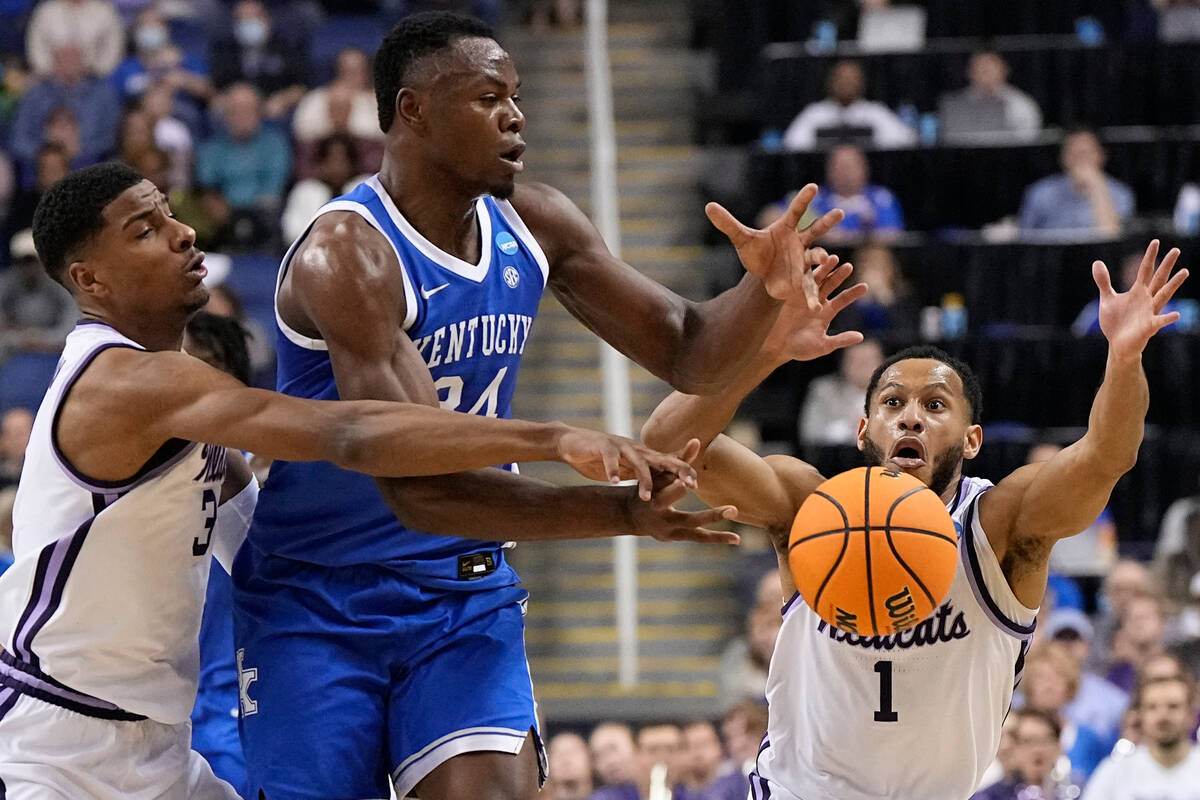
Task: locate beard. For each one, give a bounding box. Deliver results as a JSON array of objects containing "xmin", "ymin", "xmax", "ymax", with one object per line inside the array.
[{"xmin": 861, "ymin": 434, "xmax": 964, "ymax": 497}]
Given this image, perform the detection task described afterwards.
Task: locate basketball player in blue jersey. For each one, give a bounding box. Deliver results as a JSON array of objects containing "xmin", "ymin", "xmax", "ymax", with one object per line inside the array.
[
  {"xmin": 234, "ymin": 10, "xmax": 846, "ymax": 800},
  {"xmin": 643, "ymin": 240, "xmax": 1188, "ymax": 799},
  {"xmin": 0, "ymin": 163, "xmax": 722, "ymax": 798}
]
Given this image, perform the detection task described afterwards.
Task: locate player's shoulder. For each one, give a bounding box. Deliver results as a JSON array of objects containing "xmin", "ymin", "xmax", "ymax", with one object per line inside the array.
[
  {"xmin": 291, "ymin": 209, "xmax": 397, "ymax": 285},
  {"xmin": 508, "ymin": 182, "xmax": 597, "ymax": 264},
  {"xmin": 508, "ymin": 181, "xmax": 577, "ymax": 220}
]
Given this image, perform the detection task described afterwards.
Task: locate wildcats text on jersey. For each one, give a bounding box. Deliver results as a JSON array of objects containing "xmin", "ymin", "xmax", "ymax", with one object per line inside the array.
[
  {"xmin": 815, "ymin": 600, "xmax": 971, "ymax": 650},
  {"xmin": 413, "ymin": 312, "xmax": 535, "ymax": 369}
]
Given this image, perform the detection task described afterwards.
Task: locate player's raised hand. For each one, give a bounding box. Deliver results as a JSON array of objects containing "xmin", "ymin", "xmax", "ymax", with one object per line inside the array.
[
  {"xmin": 556, "ymin": 427, "xmax": 699, "ymax": 501},
  {"xmin": 626, "ymin": 477, "xmax": 740, "ymax": 545},
  {"xmin": 1094, "ymin": 239, "xmax": 1188, "ymax": 359},
  {"xmin": 705, "ymin": 184, "xmax": 845, "ymax": 301},
  {"xmin": 761, "ymin": 257, "xmax": 869, "ymax": 365}
]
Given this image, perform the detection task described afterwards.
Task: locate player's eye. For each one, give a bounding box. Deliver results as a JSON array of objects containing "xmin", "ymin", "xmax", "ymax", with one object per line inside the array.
[
  {"xmin": 512, "ymin": 94, "xmax": 522, "ymax": 105},
  {"xmin": 884, "ymin": 396, "xmax": 900, "ymax": 406},
  {"xmin": 928, "ymin": 399, "xmax": 945, "ymax": 410},
  {"xmin": 136, "ymin": 227, "xmax": 153, "ymax": 239}
]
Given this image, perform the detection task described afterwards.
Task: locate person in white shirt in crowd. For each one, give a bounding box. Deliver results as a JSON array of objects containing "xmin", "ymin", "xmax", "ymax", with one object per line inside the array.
[
  {"xmin": 293, "ymin": 47, "xmax": 382, "ymax": 145},
  {"xmin": 782, "ymin": 59, "xmax": 916, "ymax": 151},
  {"xmin": 798, "ymin": 337, "xmax": 883, "ymax": 446},
  {"xmin": 938, "ymin": 50, "xmax": 1042, "ymax": 144},
  {"xmin": 1089, "ymin": 560, "xmax": 1153, "ymax": 673},
  {"xmin": 1083, "ymin": 675, "xmax": 1200, "ymax": 799},
  {"xmin": 25, "ymin": 0, "xmax": 124, "ymax": 78},
  {"xmin": 281, "ymin": 133, "xmax": 371, "ymax": 243},
  {"xmin": 1154, "ymin": 475, "xmax": 1200, "ymax": 612}
]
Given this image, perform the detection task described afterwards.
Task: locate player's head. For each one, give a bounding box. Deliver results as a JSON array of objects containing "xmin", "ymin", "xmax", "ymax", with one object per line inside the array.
[
  {"xmin": 858, "ymin": 346, "xmax": 983, "ymax": 498},
  {"xmin": 1060, "ymin": 127, "xmax": 1106, "ymax": 173},
  {"xmin": 1134, "ymin": 675, "xmax": 1196, "ymax": 749},
  {"xmin": 183, "ymin": 311, "xmax": 251, "ymax": 385},
  {"xmin": 374, "ymin": 11, "xmax": 523, "ymax": 199},
  {"xmin": 32, "ymin": 162, "xmax": 207, "ymax": 323}
]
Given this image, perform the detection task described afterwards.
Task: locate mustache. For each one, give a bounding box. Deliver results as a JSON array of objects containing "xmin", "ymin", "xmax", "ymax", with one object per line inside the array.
[{"xmin": 861, "ymin": 434, "xmax": 963, "ymax": 497}]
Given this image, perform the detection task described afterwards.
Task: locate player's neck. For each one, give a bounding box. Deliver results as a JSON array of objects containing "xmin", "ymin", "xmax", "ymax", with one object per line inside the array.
[
  {"xmin": 377, "ymin": 156, "xmax": 482, "ymax": 263},
  {"xmin": 1150, "ymin": 738, "xmax": 1191, "ymax": 769},
  {"xmin": 79, "ymin": 310, "xmax": 184, "ymax": 352}
]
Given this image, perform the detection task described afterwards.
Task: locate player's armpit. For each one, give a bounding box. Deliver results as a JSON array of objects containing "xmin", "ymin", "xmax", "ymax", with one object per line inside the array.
[{"xmin": 691, "ymin": 435, "xmax": 822, "ymax": 532}]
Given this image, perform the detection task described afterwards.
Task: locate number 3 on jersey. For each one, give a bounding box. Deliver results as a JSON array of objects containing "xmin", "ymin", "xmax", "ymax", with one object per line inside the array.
[{"xmin": 434, "ymin": 367, "xmax": 508, "ymax": 416}]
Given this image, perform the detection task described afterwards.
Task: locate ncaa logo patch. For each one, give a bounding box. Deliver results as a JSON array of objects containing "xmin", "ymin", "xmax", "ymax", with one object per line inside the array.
[
  {"xmin": 496, "ymin": 231, "xmax": 519, "ymax": 256},
  {"xmin": 503, "ymin": 266, "xmax": 521, "ymax": 288}
]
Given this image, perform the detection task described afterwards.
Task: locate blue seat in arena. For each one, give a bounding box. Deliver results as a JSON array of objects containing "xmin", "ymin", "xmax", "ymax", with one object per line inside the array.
[
  {"xmin": 308, "ymin": 15, "xmax": 389, "ymax": 85},
  {"xmin": 0, "ymin": 351, "xmax": 60, "ymax": 412}
]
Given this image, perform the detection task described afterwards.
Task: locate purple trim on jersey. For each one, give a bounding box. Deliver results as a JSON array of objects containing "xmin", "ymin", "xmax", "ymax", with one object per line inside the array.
[
  {"xmin": 12, "ymin": 518, "xmax": 94, "ymax": 670},
  {"xmin": 0, "ymin": 650, "xmax": 144, "ymax": 721},
  {"xmin": 780, "ymin": 592, "xmax": 801, "ymax": 617},
  {"xmin": 947, "ymin": 476, "xmax": 969, "ymax": 516},
  {"xmin": 0, "ymin": 684, "xmax": 17, "ymax": 722},
  {"xmin": 960, "ymin": 496, "xmax": 1037, "ymax": 638}
]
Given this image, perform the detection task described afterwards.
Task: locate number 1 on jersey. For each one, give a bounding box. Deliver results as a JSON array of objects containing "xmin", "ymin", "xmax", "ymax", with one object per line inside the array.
[{"xmin": 873, "ymin": 660, "xmax": 898, "ymax": 722}]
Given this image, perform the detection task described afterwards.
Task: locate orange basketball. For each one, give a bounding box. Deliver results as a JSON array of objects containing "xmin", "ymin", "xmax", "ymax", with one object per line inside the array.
[{"xmin": 788, "ymin": 466, "xmax": 958, "ymax": 637}]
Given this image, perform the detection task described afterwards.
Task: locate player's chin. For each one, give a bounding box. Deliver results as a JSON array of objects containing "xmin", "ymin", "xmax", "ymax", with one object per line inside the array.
[
  {"xmin": 183, "ymin": 285, "xmax": 211, "ymax": 314},
  {"xmin": 489, "ymin": 175, "xmax": 517, "ymax": 200}
]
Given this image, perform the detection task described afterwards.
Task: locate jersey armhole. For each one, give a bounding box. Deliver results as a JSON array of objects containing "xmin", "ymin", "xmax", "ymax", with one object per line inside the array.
[
  {"xmin": 959, "ymin": 493, "xmax": 1039, "ymax": 640},
  {"xmin": 275, "ymin": 201, "xmax": 420, "ymax": 351}
]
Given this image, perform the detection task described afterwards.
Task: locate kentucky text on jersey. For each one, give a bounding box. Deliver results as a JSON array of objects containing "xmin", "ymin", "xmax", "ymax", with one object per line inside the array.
[{"xmin": 413, "ymin": 313, "xmax": 535, "ymax": 369}]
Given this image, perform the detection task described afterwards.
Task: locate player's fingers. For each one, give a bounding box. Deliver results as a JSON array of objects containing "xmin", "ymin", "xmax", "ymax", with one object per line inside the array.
[
  {"xmin": 1092, "ymin": 260, "xmax": 1115, "ymax": 296},
  {"xmin": 672, "ymin": 505, "xmax": 739, "ymax": 531},
  {"xmin": 779, "ymin": 183, "xmax": 818, "ymax": 229},
  {"xmin": 602, "ymin": 447, "xmax": 621, "ymax": 486},
  {"xmin": 828, "ymin": 282, "xmax": 869, "ymax": 316},
  {"xmin": 1149, "ymin": 247, "xmax": 1182, "ymax": 295},
  {"xmin": 1154, "ymin": 310, "xmax": 1182, "ymax": 331},
  {"xmin": 667, "ymin": 527, "xmax": 742, "ymax": 546},
  {"xmin": 1153, "ymin": 268, "xmax": 1190, "ymax": 311},
  {"xmin": 677, "ymin": 438, "xmax": 703, "ymax": 466},
  {"xmin": 705, "ymin": 202, "xmax": 752, "ymax": 246},
  {"xmin": 621, "ymin": 444, "xmax": 655, "ymax": 501},
  {"xmin": 805, "ymin": 246, "xmax": 830, "ymax": 268},
  {"xmin": 800, "ymin": 207, "xmax": 845, "ymax": 242},
  {"xmin": 824, "ymin": 330, "xmax": 865, "ymax": 353},
  {"xmin": 1137, "ymin": 239, "xmax": 1161, "ymax": 286},
  {"xmin": 818, "ymin": 262, "xmax": 854, "ymax": 301},
  {"xmin": 652, "ymin": 479, "xmax": 688, "ymax": 509}
]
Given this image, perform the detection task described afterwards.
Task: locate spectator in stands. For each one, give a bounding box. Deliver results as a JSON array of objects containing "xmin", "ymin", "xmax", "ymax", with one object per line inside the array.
[
  {"xmin": 827, "ymin": 244, "xmax": 918, "ymax": 340},
  {"xmin": 210, "ymin": 0, "xmax": 308, "ymax": 119},
  {"xmin": 781, "ymin": 59, "xmax": 915, "ymax": 151},
  {"xmin": 1109, "ymin": 592, "xmax": 1170, "ymax": 694},
  {"xmin": 679, "ymin": 720, "xmax": 744, "ymax": 800},
  {"xmin": 1048, "ymin": 608, "xmax": 1130, "ymax": 747},
  {"xmin": 0, "ymin": 150, "xmax": 14, "ymax": 230},
  {"xmin": 140, "ymin": 81, "xmax": 194, "ymax": 190},
  {"xmin": 25, "ymin": 0, "xmax": 123, "ymax": 78},
  {"xmin": 1172, "ymin": 180, "xmax": 1200, "ymax": 235},
  {"xmin": 546, "ymin": 732, "xmax": 594, "ymax": 800},
  {"xmin": 590, "ymin": 724, "xmax": 685, "ymax": 800},
  {"xmin": 195, "ymin": 82, "xmax": 290, "ymax": 250},
  {"xmin": 110, "ymin": 4, "xmax": 213, "ymax": 129},
  {"xmin": 1155, "ymin": 477, "xmax": 1200, "ymax": 612},
  {"xmin": 809, "ymin": 144, "xmax": 904, "ymax": 240},
  {"xmin": 0, "ymin": 407, "xmax": 32, "ymax": 491},
  {"xmin": 720, "ymin": 701, "xmax": 768, "ymax": 783},
  {"xmin": 1074, "ymin": 250, "xmax": 1185, "ymax": 336},
  {"xmin": 292, "ymin": 46, "xmax": 382, "ymax": 145},
  {"xmin": 10, "ymin": 44, "xmax": 120, "ymax": 173},
  {"xmin": 0, "ymin": 486, "xmax": 14, "ymax": 575},
  {"xmin": 798, "ymin": 337, "xmax": 882, "ymax": 446},
  {"xmin": 282, "ymin": 133, "xmax": 369, "ymax": 242},
  {"xmin": 1159, "ymin": 0, "xmax": 1200, "ymax": 42},
  {"xmin": 0, "ymin": 54, "xmax": 31, "ymax": 132},
  {"xmin": 1018, "ymin": 129, "xmax": 1134, "ymax": 237},
  {"xmin": 976, "ymin": 712, "xmax": 1022, "ymax": 791},
  {"xmin": 1083, "ymin": 676, "xmax": 1200, "ymax": 798},
  {"xmin": 719, "ymin": 569, "xmax": 782, "ymax": 710},
  {"xmin": 590, "ymin": 722, "xmax": 638, "ymax": 789},
  {"xmin": 0, "ymin": 229, "xmax": 74, "ymax": 357},
  {"xmin": 1091, "ymin": 560, "xmax": 1153, "ymax": 672},
  {"xmin": 1027, "ymin": 441, "xmax": 1118, "ymax": 580},
  {"xmin": 6, "ymin": 143, "xmax": 69, "ymax": 233},
  {"xmin": 972, "ymin": 708, "xmax": 1081, "ymax": 800},
  {"xmin": 1021, "ymin": 643, "xmax": 1110, "ymax": 779},
  {"xmin": 938, "ymin": 50, "xmax": 1042, "ymax": 144}
]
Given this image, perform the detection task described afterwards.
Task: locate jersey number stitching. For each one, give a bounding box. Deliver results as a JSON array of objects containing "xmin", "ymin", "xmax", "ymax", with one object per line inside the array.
[
  {"xmin": 873, "ymin": 660, "xmax": 899, "ymax": 722},
  {"xmin": 193, "ymin": 489, "xmax": 217, "ymax": 557}
]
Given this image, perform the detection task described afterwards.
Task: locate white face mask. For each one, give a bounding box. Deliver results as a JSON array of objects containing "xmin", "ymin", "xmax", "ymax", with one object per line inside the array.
[
  {"xmin": 234, "ymin": 18, "xmax": 269, "ymax": 48},
  {"xmin": 135, "ymin": 24, "xmax": 169, "ymax": 51}
]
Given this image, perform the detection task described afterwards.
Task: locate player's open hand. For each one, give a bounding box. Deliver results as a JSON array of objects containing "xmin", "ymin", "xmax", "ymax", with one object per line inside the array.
[
  {"xmin": 1094, "ymin": 239, "xmax": 1188, "ymax": 360},
  {"xmin": 762, "ymin": 257, "xmax": 869, "ymax": 365},
  {"xmin": 625, "ymin": 477, "xmax": 740, "ymax": 545},
  {"xmin": 556, "ymin": 427, "xmax": 700, "ymax": 501},
  {"xmin": 705, "ymin": 184, "xmax": 845, "ymax": 301}
]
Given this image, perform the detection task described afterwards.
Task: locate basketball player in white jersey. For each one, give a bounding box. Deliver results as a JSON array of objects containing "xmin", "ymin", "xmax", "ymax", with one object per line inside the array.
[
  {"xmin": 0, "ymin": 162, "xmax": 733, "ymax": 799},
  {"xmin": 643, "ymin": 239, "xmax": 1188, "ymax": 800}
]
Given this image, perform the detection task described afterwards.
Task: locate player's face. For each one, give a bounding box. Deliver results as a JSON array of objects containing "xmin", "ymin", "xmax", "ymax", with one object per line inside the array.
[
  {"xmin": 419, "ymin": 37, "xmax": 525, "ymax": 199},
  {"xmin": 858, "ymin": 359, "xmax": 982, "ymax": 500},
  {"xmin": 1138, "ymin": 681, "xmax": 1193, "ymax": 748},
  {"xmin": 76, "ymin": 180, "xmax": 208, "ymax": 320}
]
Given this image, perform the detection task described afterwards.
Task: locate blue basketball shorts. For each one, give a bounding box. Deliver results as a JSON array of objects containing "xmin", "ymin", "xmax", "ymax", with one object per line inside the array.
[
  {"xmin": 191, "ymin": 691, "xmax": 247, "ymax": 798},
  {"xmin": 231, "ymin": 548, "xmax": 544, "ymax": 799}
]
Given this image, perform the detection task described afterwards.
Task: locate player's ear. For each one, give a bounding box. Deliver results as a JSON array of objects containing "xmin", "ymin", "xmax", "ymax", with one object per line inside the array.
[
  {"xmin": 396, "ymin": 87, "xmax": 425, "ymax": 129},
  {"xmin": 66, "ymin": 259, "xmax": 103, "ymax": 298},
  {"xmin": 963, "ymin": 424, "xmax": 983, "ymax": 461},
  {"xmin": 855, "ymin": 416, "xmax": 868, "ymax": 451}
]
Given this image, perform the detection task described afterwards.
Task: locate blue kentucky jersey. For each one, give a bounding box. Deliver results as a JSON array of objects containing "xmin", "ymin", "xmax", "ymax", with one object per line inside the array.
[{"xmin": 247, "ymin": 176, "xmax": 547, "ymax": 581}]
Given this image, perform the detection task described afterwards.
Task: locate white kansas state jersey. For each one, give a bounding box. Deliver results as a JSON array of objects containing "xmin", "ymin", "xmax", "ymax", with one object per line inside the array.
[
  {"xmin": 0, "ymin": 321, "xmax": 226, "ymax": 725},
  {"xmin": 752, "ymin": 475, "xmax": 1038, "ymax": 800}
]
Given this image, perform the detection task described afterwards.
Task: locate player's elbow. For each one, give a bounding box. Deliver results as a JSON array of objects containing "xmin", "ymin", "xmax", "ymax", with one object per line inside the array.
[{"xmin": 322, "ymin": 408, "xmax": 386, "ymax": 475}]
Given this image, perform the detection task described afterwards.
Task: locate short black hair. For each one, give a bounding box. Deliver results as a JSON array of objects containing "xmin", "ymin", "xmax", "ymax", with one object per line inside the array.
[
  {"xmin": 374, "ymin": 10, "xmax": 494, "ymax": 133},
  {"xmin": 31, "ymin": 161, "xmax": 145, "ymax": 288},
  {"xmin": 863, "ymin": 345, "xmax": 983, "ymax": 424},
  {"xmin": 185, "ymin": 311, "xmax": 252, "ymax": 386}
]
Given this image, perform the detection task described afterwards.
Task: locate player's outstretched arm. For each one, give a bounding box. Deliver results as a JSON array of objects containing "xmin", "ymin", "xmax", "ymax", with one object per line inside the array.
[
  {"xmin": 980, "ymin": 240, "xmax": 1188, "ymax": 607},
  {"xmin": 511, "ymin": 182, "xmax": 844, "ymax": 395}
]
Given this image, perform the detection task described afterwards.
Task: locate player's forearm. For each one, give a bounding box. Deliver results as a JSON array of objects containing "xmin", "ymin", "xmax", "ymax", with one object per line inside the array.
[
  {"xmin": 328, "ymin": 402, "xmax": 578, "ymax": 477},
  {"xmin": 643, "ymin": 352, "xmax": 780, "ymax": 451},
  {"xmin": 667, "ymin": 273, "xmax": 782, "ymax": 394},
  {"xmin": 1079, "ymin": 350, "xmax": 1148, "ymax": 477},
  {"xmin": 374, "ymin": 470, "xmax": 638, "ymax": 540}
]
